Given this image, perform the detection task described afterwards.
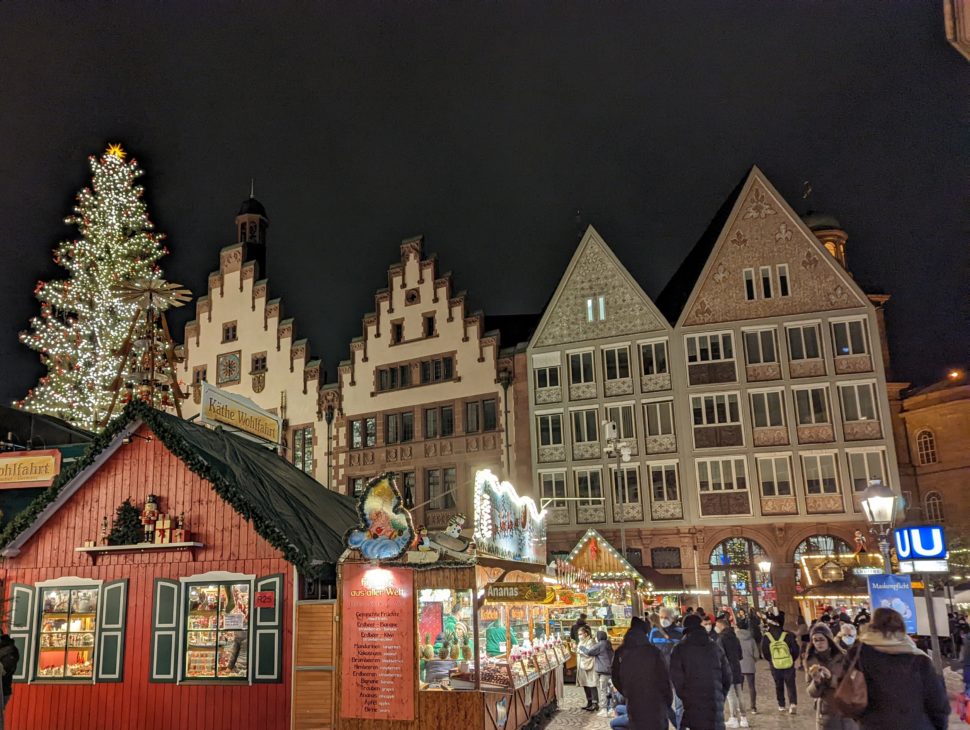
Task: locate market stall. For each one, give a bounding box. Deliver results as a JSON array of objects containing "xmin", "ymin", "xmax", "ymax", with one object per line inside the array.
[
  {"xmin": 336, "ymin": 469, "xmax": 565, "ymax": 730},
  {"xmin": 794, "ymin": 552, "xmax": 883, "ymax": 619}
]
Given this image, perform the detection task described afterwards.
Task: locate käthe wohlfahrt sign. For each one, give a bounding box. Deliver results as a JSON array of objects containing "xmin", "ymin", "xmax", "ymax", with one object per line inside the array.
[
  {"xmin": 0, "ymin": 450, "xmax": 62, "ymax": 488},
  {"xmin": 199, "ymin": 383, "xmax": 282, "ymax": 444}
]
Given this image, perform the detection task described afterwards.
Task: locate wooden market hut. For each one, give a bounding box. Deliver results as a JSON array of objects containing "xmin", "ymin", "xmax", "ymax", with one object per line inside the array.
[{"xmin": 0, "ymin": 402, "xmax": 358, "ymax": 730}]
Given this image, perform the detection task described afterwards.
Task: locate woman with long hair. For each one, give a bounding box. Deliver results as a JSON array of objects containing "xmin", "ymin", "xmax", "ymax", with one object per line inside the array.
[{"xmin": 805, "ymin": 623, "xmax": 856, "ymax": 730}]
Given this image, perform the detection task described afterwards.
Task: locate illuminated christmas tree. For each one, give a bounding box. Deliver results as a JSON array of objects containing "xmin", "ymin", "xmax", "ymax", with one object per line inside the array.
[{"xmin": 17, "ymin": 144, "xmax": 169, "ymax": 430}]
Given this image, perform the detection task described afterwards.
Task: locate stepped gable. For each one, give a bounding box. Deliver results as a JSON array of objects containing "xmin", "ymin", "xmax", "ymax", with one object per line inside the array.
[{"xmin": 659, "ymin": 166, "xmax": 868, "ymax": 328}]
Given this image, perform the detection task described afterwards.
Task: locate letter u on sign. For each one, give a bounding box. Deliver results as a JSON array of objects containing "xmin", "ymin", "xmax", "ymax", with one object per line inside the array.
[{"xmin": 894, "ymin": 525, "xmax": 945, "ymax": 560}]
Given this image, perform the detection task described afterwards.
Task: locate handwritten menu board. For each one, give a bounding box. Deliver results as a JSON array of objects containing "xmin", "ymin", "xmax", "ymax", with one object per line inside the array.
[{"xmin": 340, "ymin": 563, "xmax": 415, "ymax": 721}]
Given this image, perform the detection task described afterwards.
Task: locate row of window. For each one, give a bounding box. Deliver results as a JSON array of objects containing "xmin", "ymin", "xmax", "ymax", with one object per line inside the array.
[
  {"xmin": 348, "ymin": 399, "xmax": 497, "ymax": 448},
  {"xmin": 538, "ymin": 448, "xmax": 889, "ymax": 508},
  {"xmin": 348, "ymin": 467, "xmax": 459, "ymax": 511},
  {"xmin": 743, "ymin": 265, "xmax": 790, "ymax": 301},
  {"xmin": 536, "ymin": 380, "xmax": 880, "ymax": 448},
  {"xmin": 376, "ymin": 355, "xmax": 455, "ymax": 392}
]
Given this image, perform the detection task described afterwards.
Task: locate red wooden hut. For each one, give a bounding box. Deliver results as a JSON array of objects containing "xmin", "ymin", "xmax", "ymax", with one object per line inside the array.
[{"xmin": 0, "ymin": 403, "xmax": 357, "ymax": 730}]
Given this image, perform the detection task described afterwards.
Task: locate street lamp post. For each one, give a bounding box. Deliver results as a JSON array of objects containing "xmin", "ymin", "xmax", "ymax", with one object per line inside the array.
[
  {"xmin": 859, "ymin": 479, "xmax": 899, "ymax": 574},
  {"xmin": 757, "ymin": 560, "xmax": 773, "ymax": 610}
]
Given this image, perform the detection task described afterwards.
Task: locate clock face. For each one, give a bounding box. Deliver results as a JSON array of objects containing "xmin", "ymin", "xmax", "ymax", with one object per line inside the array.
[{"xmin": 217, "ymin": 352, "xmax": 241, "ymax": 385}]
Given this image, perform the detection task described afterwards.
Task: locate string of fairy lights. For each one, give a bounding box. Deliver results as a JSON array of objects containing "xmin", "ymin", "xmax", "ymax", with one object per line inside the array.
[{"xmin": 16, "ymin": 145, "xmax": 168, "ymax": 430}]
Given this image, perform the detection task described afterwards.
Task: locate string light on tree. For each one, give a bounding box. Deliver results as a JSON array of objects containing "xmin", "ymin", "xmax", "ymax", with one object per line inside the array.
[{"xmin": 16, "ymin": 144, "xmax": 169, "ymax": 430}]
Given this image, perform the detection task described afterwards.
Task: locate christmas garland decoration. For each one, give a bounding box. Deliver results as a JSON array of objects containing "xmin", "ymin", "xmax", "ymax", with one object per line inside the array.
[{"xmin": 1, "ymin": 402, "xmax": 338, "ymax": 579}]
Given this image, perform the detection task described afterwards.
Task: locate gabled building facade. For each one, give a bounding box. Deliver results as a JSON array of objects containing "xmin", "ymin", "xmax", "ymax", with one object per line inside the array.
[
  {"xmin": 178, "ymin": 199, "xmax": 325, "ymax": 484},
  {"xmin": 526, "ymin": 226, "xmax": 678, "ymax": 553},
  {"xmin": 328, "ymin": 236, "xmax": 527, "ymax": 530}
]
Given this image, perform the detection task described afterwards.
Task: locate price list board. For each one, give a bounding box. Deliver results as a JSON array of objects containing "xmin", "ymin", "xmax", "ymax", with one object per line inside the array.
[{"xmin": 340, "ymin": 564, "xmax": 415, "ymax": 721}]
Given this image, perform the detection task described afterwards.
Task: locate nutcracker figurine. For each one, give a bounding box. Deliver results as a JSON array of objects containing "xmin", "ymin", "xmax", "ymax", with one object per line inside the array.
[
  {"xmin": 99, "ymin": 516, "xmax": 109, "ymax": 546},
  {"xmin": 142, "ymin": 494, "xmax": 160, "ymax": 543}
]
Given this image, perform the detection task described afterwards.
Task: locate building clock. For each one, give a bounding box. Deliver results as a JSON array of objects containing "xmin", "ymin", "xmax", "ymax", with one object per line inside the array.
[{"xmin": 216, "ymin": 351, "xmax": 242, "ymax": 385}]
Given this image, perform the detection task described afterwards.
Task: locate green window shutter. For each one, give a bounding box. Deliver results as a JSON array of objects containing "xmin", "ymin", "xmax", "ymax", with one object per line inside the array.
[
  {"xmin": 95, "ymin": 579, "xmax": 128, "ymax": 682},
  {"xmin": 8, "ymin": 584, "xmax": 34, "ymax": 682},
  {"xmin": 252, "ymin": 573, "xmax": 283, "ymax": 683},
  {"xmin": 149, "ymin": 579, "xmax": 180, "ymax": 683}
]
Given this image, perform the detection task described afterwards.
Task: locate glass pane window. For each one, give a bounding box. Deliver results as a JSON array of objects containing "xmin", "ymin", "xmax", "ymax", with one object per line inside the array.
[
  {"xmin": 696, "ymin": 457, "xmax": 747, "ymax": 492},
  {"xmin": 777, "ymin": 264, "xmax": 790, "ymax": 297},
  {"xmin": 185, "ymin": 582, "xmax": 250, "ymax": 680},
  {"xmin": 750, "ymin": 391, "xmax": 785, "ymax": 428},
  {"xmin": 691, "ymin": 393, "xmax": 741, "ymax": 426},
  {"xmin": 603, "ymin": 346, "xmax": 630, "ymax": 380},
  {"xmin": 535, "ymin": 366, "xmax": 560, "ymax": 389},
  {"xmin": 649, "ymin": 464, "xmax": 680, "ymax": 502},
  {"xmin": 744, "ymin": 329, "xmax": 777, "ymax": 365},
  {"xmin": 795, "ymin": 387, "xmax": 830, "ymax": 425},
  {"xmin": 839, "ymin": 383, "xmax": 877, "ymax": 422},
  {"xmin": 916, "ymin": 430, "xmax": 937, "ymax": 465},
  {"xmin": 37, "ymin": 587, "xmax": 98, "ymax": 678},
  {"xmin": 743, "ymin": 269, "xmax": 756, "ymax": 300},
  {"xmin": 585, "ymin": 295, "xmax": 606, "ymax": 322},
  {"xmin": 540, "ymin": 472, "xmax": 567, "ymax": 508},
  {"xmin": 757, "ymin": 455, "xmax": 792, "ymax": 496},
  {"xmin": 440, "ymin": 406, "xmax": 455, "ymax": 437},
  {"xmin": 644, "ymin": 400, "xmax": 674, "ymax": 436},
  {"xmin": 482, "ymin": 400, "xmax": 497, "ymax": 431},
  {"xmin": 537, "ymin": 414, "xmax": 563, "ymax": 446},
  {"xmin": 364, "ymin": 417, "xmax": 377, "ymax": 447},
  {"xmin": 401, "ymin": 412, "xmax": 414, "ymax": 442},
  {"xmin": 686, "ymin": 333, "xmax": 734, "ymax": 363},
  {"xmin": 569, "ymin": 352, "xmax": 595, "ymax": 384},
  {"xmin": 832, "ymin": 320, "xmax": 868, "ymax": 356},
  {"xmin": 612, "ymin": 466, "xmax": 640, "ymax": 504},
  {"xmin": 605, "ymin": 404, "xmax": 636, "ymax": 440},
  {"xmin": 576, "ymin": 470, "xmax": 603, "ymax": 506},
  {"xmin": 465, "ymin": 402, "xmax": 480, "ymax": 433},
  {"xmin": 424, "ymin": 408, "xmax": 439, "ymax": 438},
  {"xmin": 640, "ymin": 341, "xmax": 668, "ymax": 375},
  {"xmin": 787, "ymin": 324, "xmax": 821, "ymax": 361},
  {"xmin": 848, "ymin": 450, "xmax": 886, "ymax": 492},
  {"xmin": 417, "ymin": 589, "xmax": 473, "ymax": 687},
  {"xmin": 293, "ymin": 426, "xmax": 313, "ymax": 473},
  {"xmin": 571, "ymin": 410, "xmax": 599, "ymax": 443},
  {"xmin": 350, "ymin": 420, "xmax": 363, "ymax": 450},
  {"xmin": 427, "ymin": 468, "xmax": 456, "ymax": 510},
  {"xmin": 802, "ymin": 453, "xmax": 839, "ymax": 494}
]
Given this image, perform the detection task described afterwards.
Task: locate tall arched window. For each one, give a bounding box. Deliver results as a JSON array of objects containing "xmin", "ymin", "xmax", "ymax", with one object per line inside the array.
[
  {"xmin": 924, "ymin": 491, "xmax": 944, "ymax": 523},
  {"xmin": 793, "ymin": 534, "xmax": 853, "ymax": 592},
  {"xmin": 709, "ymin": 537, "xmax": 772, "ymax": 611},
  {"xmin": 916, "ymin": 430, "xmax": 938, "ymax": 465}
]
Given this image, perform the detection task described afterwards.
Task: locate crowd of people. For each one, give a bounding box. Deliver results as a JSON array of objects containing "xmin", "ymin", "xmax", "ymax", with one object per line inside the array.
[{"xmin": 571, "ymin": 602, "xmax": 950, "ymax": 730}]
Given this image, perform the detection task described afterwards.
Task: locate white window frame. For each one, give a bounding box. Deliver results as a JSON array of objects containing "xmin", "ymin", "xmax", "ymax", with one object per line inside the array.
[
  {"xmin": 793, "ymin": 385, "xmax": 831, "ymax": 426},
  {"xmin": 605, "ymin": 402, "xmax": 636, "ymax": 440},
  {"xmin": 570, "ymin": 407, "xmax": 599, "ymax": 444},
  {"xmin": 585, "ymin": 295, "xmax": 606, "ymax": 322},
  {"xmin": 539, "ymin": 471, "xmax": 567, "ymax": 509},
  {"xmin": 691, "ymin": 392, "xmax": 742, "ymax": 426},
  {"xmin": 743, "ymin": 268, "xmax": 756, "ymax": 301},
  {"xmin": 777, "ymin": 264, "xmax": 791, "ymax": 297},
  {"xmin": 742, "ymin": 327, "xmax": 778, "ymax": 366},
  {"xmin": 536, "ymin": 412, "xmax": 564, "ymax": 447},
  {"xmin": 602, "ymin": 345, "xmax": 631, "ymax": 381},
  {"xmin": 846, "ymin": 448, "xmax": 888, "ymax": 493},
  {"xmin": 838, "ymin": 380, "xmax": 879, "ymax": 422},
  {"xmin": 801, "ymin": 451, "xmax": 840, "ymax": 495},
  {"xmin": 567, "ymin": 350, "xmax": 595, "ymax": 385},
  {"xmin": 610, "ymin": 464, "xmax": 640, "ymax": 505},
  {"xmin": 638, "ymin": 338, "xmax": 669, "ymax": 376},
  {"xmin": 749, "ymin": 388, "xmax": 786, "ymax": 428},
  {"xmin": 643, "ymin": 398, "xmax": 675, "ymax": 437},
  {"xmin": 786, "ymin": 321, "xmax": 823, "ymax": 362},
  {"xmin": 534, "ymin": 365, "xmax": 561, "ymax": 390},
  {"xmin": 830, "ymin": 317, "xmax": 870, "ymax": 357},
  {"xmin": 695, "ymin": 456, "xmax": 749, "ymax": 493},
  {"xmin": 685, "ymin": 332, "xmax": 735, "ymax": 364},
  {"xmin": 575, "ymin": 468, "xmax": 604, "ymax": 506},
  {"xmin": 756, "ymin": 453, "xmax": 793, "ymax": 497},
  {"xmin": 915, "ymin": 429, "xmax": 938, "ymax": 465},
  {"xmin": 32, "ymin": 576, "xmax": 105, "ymax": 683},
  {"xmin": 759, "ymin": 266, "xmax": 773, "ymax": 299},
  {"xmin": 648, "ymin": 461, "xmax": 680, "ymax": 503},
  {"xmin": 924, "ymin": 491, "xmax": 944, "ymax": 523}
]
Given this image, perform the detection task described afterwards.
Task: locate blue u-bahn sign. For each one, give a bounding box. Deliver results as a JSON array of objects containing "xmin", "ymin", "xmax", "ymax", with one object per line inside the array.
[{"xmin": 893, "ymin": 525, "xmax": 948, "ymax": 573}]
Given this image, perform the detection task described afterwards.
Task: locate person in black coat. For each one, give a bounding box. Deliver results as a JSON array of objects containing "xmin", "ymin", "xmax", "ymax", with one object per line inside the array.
[
  {"xmin": 716, "ymin": 619, "xmax": 748, "ymax": 726},
  {"xmin": 570, "ymin": 613, "xmax": 589, "ymax": 642},
  {"xmin": 670, "ymin": 614, "xmax": 732, "ymax": 730},
  {"xmin": 611, "ymin": 617, "xmax": 674, "ymax": 730},
  {"xmin": 844, "ymin": 607, "xmax": 949, "ymax": 730}
]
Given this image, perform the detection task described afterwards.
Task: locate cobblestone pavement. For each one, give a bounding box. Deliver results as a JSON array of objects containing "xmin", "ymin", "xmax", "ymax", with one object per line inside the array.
[{"xmin": 547, "ymin": 662, "xmax": 969, "ymax": 730}]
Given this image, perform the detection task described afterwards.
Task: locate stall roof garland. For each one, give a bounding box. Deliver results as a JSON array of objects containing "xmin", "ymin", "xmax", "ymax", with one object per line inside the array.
[
  {"xmin": 565, "ymin": 528, "xmax": 646, "ymax": 586},
  {"xmin": 0, "ymin": 402, "xmax": 360, "ymax": 579}
]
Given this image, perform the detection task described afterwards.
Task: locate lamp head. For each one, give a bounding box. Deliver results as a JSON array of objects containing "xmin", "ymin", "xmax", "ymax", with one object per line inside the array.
[{"xmin": 860, "ymin": 479, "xmax": 897, "ymax": 526}]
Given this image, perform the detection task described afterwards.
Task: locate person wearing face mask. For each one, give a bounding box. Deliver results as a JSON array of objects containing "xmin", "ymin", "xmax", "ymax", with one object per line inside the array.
[
  {"xmin": 805, "ymin": 623, "xmax": 857, "ymax": 730},
  {"xmin": 648, "ymin": 606, "xmax": 684, "ymax": 728},
  {"xmin": 836, "ymin": 622, "xmax": 857, "ymax": 651}
]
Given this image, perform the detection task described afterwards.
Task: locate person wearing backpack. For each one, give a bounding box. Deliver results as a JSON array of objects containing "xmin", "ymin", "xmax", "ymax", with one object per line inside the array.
[{"xmin": 760, "ymin": 609, "xmax": 799, "ymax": 715}]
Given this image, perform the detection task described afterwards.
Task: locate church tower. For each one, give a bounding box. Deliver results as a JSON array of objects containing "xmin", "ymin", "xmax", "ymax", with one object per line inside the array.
[
  {"xmin": 235, "ymin": 192, "xmax": 269, "ymax": 276},
  {"xmin": 801, "ymin": 211, "xmax": 848, "ymax": 269}
]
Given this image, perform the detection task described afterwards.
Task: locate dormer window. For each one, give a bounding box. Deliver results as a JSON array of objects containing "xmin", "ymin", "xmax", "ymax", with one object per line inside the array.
[{"xmin": 586, "ymin": 295, "xmax": 606, "ymax": 322}]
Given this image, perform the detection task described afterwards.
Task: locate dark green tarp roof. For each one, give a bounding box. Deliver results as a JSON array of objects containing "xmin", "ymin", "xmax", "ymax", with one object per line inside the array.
[{"xmin": 1, "ymin": 402, "xmax": 359, "ymax": 579}]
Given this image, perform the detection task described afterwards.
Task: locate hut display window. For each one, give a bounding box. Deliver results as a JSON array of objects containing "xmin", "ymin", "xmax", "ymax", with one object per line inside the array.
[
  {"xmin": 184, "ymin": 582, "xmax": 250, "ymax": 680},
  {"xmin": 37, "ymin": 587, "xmax": 98, "ymax": 678},
  {"xmin": 417, "ymin": 588, "xmax": 474, "ymax": 690}
]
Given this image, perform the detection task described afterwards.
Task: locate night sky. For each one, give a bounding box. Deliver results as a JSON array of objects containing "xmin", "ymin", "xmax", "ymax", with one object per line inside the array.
[{"xmin": 1, "ymin": 3, "xmax": 967, "ymax": 406}]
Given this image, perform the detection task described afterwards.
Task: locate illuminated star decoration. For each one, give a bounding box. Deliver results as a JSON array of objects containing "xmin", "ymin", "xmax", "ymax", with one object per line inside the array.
[{"xmin": 105, "ymin": 143, "xmax": 126, "ymax": 160}]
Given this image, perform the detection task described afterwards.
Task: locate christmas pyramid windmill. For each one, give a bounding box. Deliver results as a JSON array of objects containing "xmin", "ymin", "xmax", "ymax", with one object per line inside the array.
[{"xmin": 100, "ymin": 278, "xmax": 192, "ymax": 426}]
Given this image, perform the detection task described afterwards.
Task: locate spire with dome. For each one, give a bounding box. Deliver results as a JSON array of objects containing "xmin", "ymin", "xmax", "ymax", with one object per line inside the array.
[{"xmin": 236, "ymin": 183, "xmax": 269, "ymax": 276}]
